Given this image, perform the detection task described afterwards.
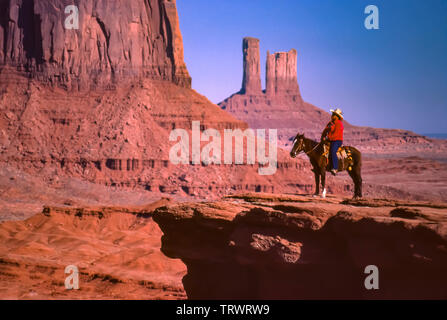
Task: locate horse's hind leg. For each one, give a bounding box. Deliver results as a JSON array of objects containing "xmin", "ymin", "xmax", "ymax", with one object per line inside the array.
[
  {"xmin": 356, "ymin": 173, "xmax": 363, "ymax": 198},
  {"xmin": 313, "ymin": 171, "xmax": 320, "ymax": 196},
  {"xmin": 348, "ymin": 169, "xmax": 362, "ymax": 198}
]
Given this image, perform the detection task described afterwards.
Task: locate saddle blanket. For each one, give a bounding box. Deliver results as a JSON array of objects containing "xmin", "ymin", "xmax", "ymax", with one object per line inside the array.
[{"xmin": 323, "ymin": 144, "xmax": 353, "ymax": 170}]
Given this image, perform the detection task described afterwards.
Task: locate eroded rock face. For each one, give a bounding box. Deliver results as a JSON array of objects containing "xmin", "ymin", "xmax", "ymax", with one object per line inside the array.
[
  {"xmin": 153, "ymin": 193, "xmax": 447, "ymax": 299},
  {"xmin": 0, "ymin": 0, "xmax": 191, "ymax": 90}
]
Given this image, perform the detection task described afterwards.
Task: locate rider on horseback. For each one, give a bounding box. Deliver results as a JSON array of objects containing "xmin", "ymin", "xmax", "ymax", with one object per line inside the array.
[{"xmin": 321, "ymin": 108, "xmax": 344, "ymax": 176}]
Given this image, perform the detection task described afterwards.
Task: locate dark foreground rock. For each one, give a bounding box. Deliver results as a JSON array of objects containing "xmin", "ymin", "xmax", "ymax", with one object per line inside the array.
[
  {"xmin": 0, "ymin": 192, "xmax": 446, "ymax": 299},
  {"xmin": 153, "ymin": 193, "xmax": 447, "ymax": 299}
]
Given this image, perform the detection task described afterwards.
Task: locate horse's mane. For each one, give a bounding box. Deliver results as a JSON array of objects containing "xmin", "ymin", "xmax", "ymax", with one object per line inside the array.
[{"xmin": 303, "ymin": 136, "xmax": 318, "ymax": 146}]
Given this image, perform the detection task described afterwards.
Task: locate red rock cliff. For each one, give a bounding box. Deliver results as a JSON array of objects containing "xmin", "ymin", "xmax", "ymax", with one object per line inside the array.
[{"xmin": 0, "ymin": 0, "xmax": 191, "ymax": 90}]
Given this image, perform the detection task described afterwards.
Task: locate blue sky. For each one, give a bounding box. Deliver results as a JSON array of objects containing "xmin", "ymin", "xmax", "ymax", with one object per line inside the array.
[{"xmin": 177, "ymin": 0, "xmax": 447, "ymax": 134}]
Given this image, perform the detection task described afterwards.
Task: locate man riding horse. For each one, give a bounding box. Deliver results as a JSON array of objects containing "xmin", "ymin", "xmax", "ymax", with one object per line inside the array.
[
  {"xmin": 321, "ymin": 108, "xmax": 344, "ymax": 176},
  {"xmin": 290, "ymin": 107, "xmax": 363, "ymax": 199}
]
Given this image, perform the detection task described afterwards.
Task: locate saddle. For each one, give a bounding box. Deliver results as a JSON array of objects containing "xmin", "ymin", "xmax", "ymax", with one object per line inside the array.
[{"xmin": 322, "ymin": 142, "xmax": 354, "ymax": 171}]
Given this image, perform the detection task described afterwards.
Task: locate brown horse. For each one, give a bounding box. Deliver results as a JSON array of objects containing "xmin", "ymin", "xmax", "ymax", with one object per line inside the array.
[{"xmin": 290, "ymin": 133, "xmax": 362, "ymax": 199}]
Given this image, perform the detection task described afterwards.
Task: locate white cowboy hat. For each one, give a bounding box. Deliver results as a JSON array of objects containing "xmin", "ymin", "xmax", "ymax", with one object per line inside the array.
[{"xmin": 330, "ymin": 108, "xmax": 344, "ymax": 119}]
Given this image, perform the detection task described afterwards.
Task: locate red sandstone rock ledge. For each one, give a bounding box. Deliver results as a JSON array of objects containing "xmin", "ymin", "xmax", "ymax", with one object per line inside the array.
[
  {"xmin": 0, "ymin": 193, "xmax": 446, "ymax": 299},
  {"xmin": 152, "ymin": 192, "xmax": 447, "ymax": 299}
]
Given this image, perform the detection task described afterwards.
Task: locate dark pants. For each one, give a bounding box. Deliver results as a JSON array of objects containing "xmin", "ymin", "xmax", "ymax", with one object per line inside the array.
[{"xmin": 330, "ymin": 140, "xmax": 343, "ymax": 170}]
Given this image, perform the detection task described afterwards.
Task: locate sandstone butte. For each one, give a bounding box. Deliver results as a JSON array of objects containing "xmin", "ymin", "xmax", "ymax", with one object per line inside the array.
[
  {"xmin": 0, "ymin": 0, "xmax": 446, "ymax": 300},
  {"xmin": 219, "ymin": 37, "xmax": 447, "ymax": 158}
]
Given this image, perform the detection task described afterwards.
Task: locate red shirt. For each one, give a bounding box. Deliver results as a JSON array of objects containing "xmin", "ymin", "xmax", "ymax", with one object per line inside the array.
[{"xmin": 326, "ymin": 119, "xmax": 344, "ymax": 141}]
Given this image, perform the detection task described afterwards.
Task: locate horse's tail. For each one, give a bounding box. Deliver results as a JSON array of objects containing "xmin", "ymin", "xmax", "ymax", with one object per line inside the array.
[{"xmin": 347, "ymin": 146, "xmax": 362, "ymax": 198}]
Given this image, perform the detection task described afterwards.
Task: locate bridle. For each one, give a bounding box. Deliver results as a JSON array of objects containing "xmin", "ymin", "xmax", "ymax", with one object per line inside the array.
[{"xmin": 291, "ymin": 136, "xmax": 304, "ymax": 157}]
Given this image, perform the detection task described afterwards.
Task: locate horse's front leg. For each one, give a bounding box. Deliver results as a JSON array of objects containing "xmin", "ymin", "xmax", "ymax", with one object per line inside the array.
[{"xmin": 313, "ymin": 169, "xmax": 320, "ymax": 196}]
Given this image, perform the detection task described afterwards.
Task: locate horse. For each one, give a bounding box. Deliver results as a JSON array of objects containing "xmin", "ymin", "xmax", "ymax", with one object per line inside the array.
[{"xmin": 289, "ymin": 133, "xmax": 362, "ymax": 199}]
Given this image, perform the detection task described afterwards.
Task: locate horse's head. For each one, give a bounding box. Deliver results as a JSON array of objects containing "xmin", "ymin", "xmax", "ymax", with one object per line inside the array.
[{"xmin": 290, "ymin": 133, "xmax": 305, "ymax": 158}]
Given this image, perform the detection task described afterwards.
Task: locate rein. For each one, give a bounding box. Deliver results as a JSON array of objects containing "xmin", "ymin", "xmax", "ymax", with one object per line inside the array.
[
  {"xmin": 304, "ymin": 140, "xmax": 322, "ymax": 155},
  {"xmin": 303, "ymin": 141, "xmax": 321, "ymax": 154}
]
